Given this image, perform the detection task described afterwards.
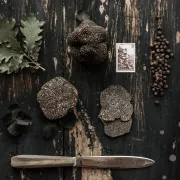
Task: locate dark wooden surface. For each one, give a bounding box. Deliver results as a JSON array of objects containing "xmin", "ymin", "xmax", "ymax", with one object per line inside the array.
[{"xmin": 0, "ymin": 0, "xmax": 180, "ymax": 179}]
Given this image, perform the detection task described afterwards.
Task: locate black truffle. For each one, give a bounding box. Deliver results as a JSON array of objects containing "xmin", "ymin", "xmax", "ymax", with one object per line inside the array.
[
  {"xmin": 37, "ymin": 77, "xmax": 78, "ymax": 120},
  {"xmin": 67, "ymin": 20, "xmax": 108, "ymax": 64}
]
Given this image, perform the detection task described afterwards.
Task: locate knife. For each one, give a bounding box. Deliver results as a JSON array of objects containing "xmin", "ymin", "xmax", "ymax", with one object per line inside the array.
[{"xmin": 11, "ymin": 155, "xmax": 155, "ymax": 169}]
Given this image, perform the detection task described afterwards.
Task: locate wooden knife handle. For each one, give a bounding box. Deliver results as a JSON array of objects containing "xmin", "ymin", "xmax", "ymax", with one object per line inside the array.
[{"xmin": 11, "ymin": 155, "xmax": 75, "ymax": 168}]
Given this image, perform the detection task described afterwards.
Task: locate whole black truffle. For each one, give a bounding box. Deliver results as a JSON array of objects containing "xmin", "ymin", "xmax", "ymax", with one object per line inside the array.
[
  {"xmin": 67, "ymin": 20, "xmax": 108, "ymax": 64},
  {"xmin": 37, "ymin": 77, "xmax": 78, "ymax": 120}
]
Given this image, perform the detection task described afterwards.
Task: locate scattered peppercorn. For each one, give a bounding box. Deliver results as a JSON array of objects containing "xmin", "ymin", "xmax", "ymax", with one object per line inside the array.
[{"xmin": 154, "ymin": 100, "xmax": 160, "ymax": 105}]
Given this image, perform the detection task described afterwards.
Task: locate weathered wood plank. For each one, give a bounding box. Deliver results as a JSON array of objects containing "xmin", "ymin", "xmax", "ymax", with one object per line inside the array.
[{"xmin": 0, "ymin": 0, "xmax": 180, "ymax": 179}]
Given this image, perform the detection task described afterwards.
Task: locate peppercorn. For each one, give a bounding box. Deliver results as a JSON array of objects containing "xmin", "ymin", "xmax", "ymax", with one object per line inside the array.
[
  {"xmin": 161, "ymin": 42, "xmax": 165, "ymax": 45},
  {"xmin": 159, "ymin": 64, "xmax": 162, "ymax": 67},
  {"xmin": 162, "ymin": 71, "xmax": 166, "ymax": 74},
  {"xmin": 154, "ymin": 92, "xmax": 158, "ymax": 96},
  {"xmin": 160, "ymin": 49, "xmax": 164, "ymax": 52},
  {"xmin": 157, "ymin": 31, "xmax": 162, "ymax": 35},
  {"xmin": 159, "ymin": 70, "xmax": 162, "ymax": 73},
  {"xmin": 166, "ymin": 49, "xmax": 171, "ymax": 53},
  {"xmin": 153, "ymin": 75, "xmax": 156, "ymax": 79},
  {"xmin": 161, "ymin": 67, "xmax": 164, "ymax": 70},
  {"xmin": 150, "ymin": 44, "xmax": 154, "ymax": 48},
  {"xmin": 166, "ymin": 70, "xmax": 170, "ymax": 74},
  {"xmin": 163, "ymin": 80, "xmax": 167, "ymax": 83},
  {"xmin": 164, "ymin": 45, "xmax": 167, "ymax": 49},
  {"xmin": 152, "ymin": 88, "xmax": 155, "ymax": 92},
  {"xmin": 154, "ymin": 83, "xmax": 158, "ymax": 87},
  {"xmin": 156, "ymin": 56, "xmax": 160, "ymax": 60},
  {"xmin": 159, "ymin": 78, "xmax": 163, "ymax": 81},
  {"xmin": 156, "ymin": 36, "xmax": 160, "ymax": 40},
  {"xmin": 151, "ymin": 70, "xmax": 155, "ymax": 74},
  {"xmin": 165, "ymin": 55, "xmax": 169, "ymax": 59},
  {"xmin": 159, "ymin": 82, "xmax": 163, "ymax": 86},
  {"xmin": 165, "ymin": 41, "xmax": 169, "ymax": 45},
  {"xmin": 155, "ymin": 69, "xmax": 158, "ymax": 72},
  {"xmin": 170, "ymin": 53, "xmax": 174, "ymax": 57},
  {"xmin": 156, "ymin": 49, "xmax": 160, "ymax": 53},
  {"xmin": 163, "ymin": 75, "xmax": 167, "ymax": 79},
  {"xmin": 151, "ymin": 67, "xmax": 154, "ymax": 70},
  {"xmin": 155, "ymin": 45, "xmax": 159, "ymax": 49},
  {"xmin": 157, "ymin": 26, "xmax": 162, "ymax": 30},
  {"xmin": 164, "ymin": 84, "xmax": 168, "ymax": 89},
  {"xmin": 167, "ymin": 65, "xmax": 171, "ymax": 68},
  {"xmin": 161, "ymin": 35, "xmax": 164, "ymax": 38},
  {"xmin": 154, "ymin": 100, "xmax": 160, "ymax": 105},
  {"xmin": 158, "ymin": 67, "xmax": 160, "ymax": 70},
  {"xmin": 164, "ymin": 67, "xmax": 168, "ymax": 70},
  {"xmin": 164, "ymin": 63, "xmax": 168, "ymax": 67},
  {"xmin": 164, "ymin": 60, "xmax": 168, "ymax": 63},
  {"xmin": 159, "ymin": 74, "xmax": 163, "ymax": 77}
]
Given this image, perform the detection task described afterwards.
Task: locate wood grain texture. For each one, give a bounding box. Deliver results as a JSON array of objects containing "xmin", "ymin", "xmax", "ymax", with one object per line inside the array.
[{"xmin": 0, "ymin": 0, "xmax": 179, "ymax": 179}]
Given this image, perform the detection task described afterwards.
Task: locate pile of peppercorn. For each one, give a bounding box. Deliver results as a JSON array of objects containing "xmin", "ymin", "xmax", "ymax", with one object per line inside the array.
[{"xmin": 150, "ymin": 26, "xmax": 173, "ymax": 97}]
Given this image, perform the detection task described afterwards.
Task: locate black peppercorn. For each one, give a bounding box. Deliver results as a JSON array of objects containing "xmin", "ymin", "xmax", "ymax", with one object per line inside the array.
[
  {"xmin": 150, "ymin": 44, "xmax": 154, "ymax": 48},
  {"xmin": 152, "ymin": 51, "xmax": 155, "ymax": 54},
  {"xmin": 161, "ymin": 67, "xmax": 164, "ymax": 70},
  {"xmin": 155, "ymin": 69, "xmax": 158, "ymax": 72},
  {"xmin": 155, "ymin": 45, "xmax": 159, "ymax": 49},
  {"xmin": 154, "ymin": 83, "xmax": 158, "ymax": 87},
  {"xmin": 164, "ymin": 45, "xmax": 167, "ymax": 49},
  {"xmin": 163, "ymin": 80, "xmax": 167, "ymax": 83},
  {"xmin": 156, "ymin": 56, "xmax": 160, "ymax": 60},
  {"xmin": 170, "ymin": 53, "xmax": 174, "ymax": 57},
  {"xmin": 166, "ymin": 70, "xmax": 170, "ymax": 74},
  {"xmin": 166, "ymin": 49, "xmax": 171, "ymax": 53},
  {"xmin": 164, "ymin": 67, "xmax": 168, "ymax": 70},
  {"xmin": 165, "ymin": 55, "xmax": 169, "ymax": 59},
  {"xmin": 157, "ymin": 26, "xmax": 162, "ymax": 30},
  {"xmin": 159, "ymin": 82, "xmax": 163, "ymax": 86},
  {"xmin": 156, "ymin": 49, "xmax": 160, "ymax": 53},
  {"xmin": 163, "ymin": 75, "xmax": 167, "ymax": 79},
  {"xmin": 154, "ymin": 92, "xmax": 158, "ymax": 96},
  {"xmin": 152, "ymin": 88, "xmax": 155, "ymax": 92},
  {"xmin": 161, "ymin": 42, "xmax": 165, "ymax": 45},
  {"xmin": 164, "ymin": 63, "xmax": 168, "ymax": 67},
  {"xmin": 157, "ymin": 42, "xmax": 161, "ymax": 45},
  {"xmin": 164, "ymin": 84, "xmax": 168, "ymax": 89},
  {"xmin": 159, "ymin": 70, "xmax": 162, "ymax": 73},
  {"xmin": 157, "ymin": 31, "xmax": 162, "ymax": 35},
  {"xmin": 160, "ymin": 49, "xmax": 164, "ymax": 52},
  {"xmin": 154, "ymin": 100, "xmax": 160, "ymax": 105},
  {"xmin": 151, "ymin": 70, "xmax": 155, "ymax": 74},
  {"xmin": 161, "ymin": 35, "xmax": 164, "ymax": 38},
  {"xmin": 158, "ymin": 67, "xmax": 160, "ymax": 70},
  {"xmin": 159, "ymin": 64, "xmax": 162, "ymax": 67},
  {"xmin": 166, "ymin": 41, "xmax": 169, "ymax": 45},
  {"xmin": 167, "ymin": 65, "xmax": 171, "ymax": 68},
  {"xmin": 151, "ymin": 66, "xmax": 154, "ymax": 70},
  {"xmin": 162, "ymin": 71, "xmax": 166, "ymax": 75},
  {"xmin": 153, "ymin": 75, "xmax": 156, "ymax": 79},
  {"xmin": 156, "ymin": 36, "xmax": 160, "ymax": 40},
  {"xmin": 160, "ymin": 45, "xmax": 163, "ymax": 49}
]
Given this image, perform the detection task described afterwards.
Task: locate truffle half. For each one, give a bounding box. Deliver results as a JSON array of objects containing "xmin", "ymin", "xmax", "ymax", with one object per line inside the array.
[
  {"xmin": 67, "ymin": 20, "xmax": 108, "ymax": 64},
  {"xmin": 37, "ymin": 77, "xmax": 78, "ymax": 120}
]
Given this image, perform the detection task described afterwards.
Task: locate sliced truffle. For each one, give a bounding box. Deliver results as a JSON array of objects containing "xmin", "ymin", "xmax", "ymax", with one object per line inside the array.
[
  {"xmin": 99, "ymin": 85, "xmax": 133, "ymax": 122},
  {"xmin": 67, "ymin": 20, "xmax": 108, "ymax": 64},
  {"xmin": 104, "ymin": 119, "xmax": 132, "ymax": 138},
  {"xmin": 37, "ymin": 77, "xmax": 78, "ymax": 120}
]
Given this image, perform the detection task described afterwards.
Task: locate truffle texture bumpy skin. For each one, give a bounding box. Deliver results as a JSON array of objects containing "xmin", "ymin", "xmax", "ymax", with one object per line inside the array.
[
  {"xmin": 37, "ymin": 77, "xmax": 78, "ymax": 120},
  {"xmin": 67, "ymin": 20, "xmax": 108, "ymax": 64},
  {"xmin": 99, "ymin": 85, "xmax": 133, "ymax": 138}
]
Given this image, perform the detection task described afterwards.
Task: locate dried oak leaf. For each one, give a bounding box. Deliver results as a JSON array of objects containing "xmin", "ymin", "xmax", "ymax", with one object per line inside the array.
[
  {"xmin": 37, "ymin": 77, "xmax": 78, "ymax": 120},
  {"xmin": 99, "ymin": 85, "xmax": 133, "ymax": 122},
  {"xmin": 20, "ymin": 14, "xmax": 45, "ymax": 61},
  {"xmin": 67, "ymin": 20, "xmax": 108, "ymax": 64},
  {"xmin": 103, "ymin": 119, "xmax": 132, "ymax": 138}
]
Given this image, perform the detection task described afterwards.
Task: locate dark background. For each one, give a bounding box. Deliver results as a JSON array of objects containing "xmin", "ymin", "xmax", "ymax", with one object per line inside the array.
[{"xmin": 0, "ymin": 0, "xmax": 179, "ymax": 179}]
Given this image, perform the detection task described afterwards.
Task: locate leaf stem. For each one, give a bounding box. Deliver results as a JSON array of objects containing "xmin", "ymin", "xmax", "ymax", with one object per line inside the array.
[{"xmin": 23, "ymin": 54, "xmax": 45, "ymax": 71}]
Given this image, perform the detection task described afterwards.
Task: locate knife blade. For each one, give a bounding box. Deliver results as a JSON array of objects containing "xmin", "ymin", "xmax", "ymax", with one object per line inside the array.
[{"xmin": 11, "ymin": 155, "xmax": 155, "ymax": 169}]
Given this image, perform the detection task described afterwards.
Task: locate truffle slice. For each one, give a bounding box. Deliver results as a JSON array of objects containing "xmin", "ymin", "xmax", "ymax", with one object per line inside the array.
[
  {"xmin": 99, "ymin": 85, "xmax": 133, "ymax": 122},
  {"xmin": 37, "ymin": 77, "xmax": 78, "ymax": 120},
  {"xmin": 103, "ymin": 119, "xmax": 132, "ymax": 138}
]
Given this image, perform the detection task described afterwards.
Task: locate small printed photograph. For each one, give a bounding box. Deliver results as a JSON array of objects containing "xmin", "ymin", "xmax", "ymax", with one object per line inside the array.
[{"xmin": 116, "ymin": 43, "xmax": 136, "ymax": 73}]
